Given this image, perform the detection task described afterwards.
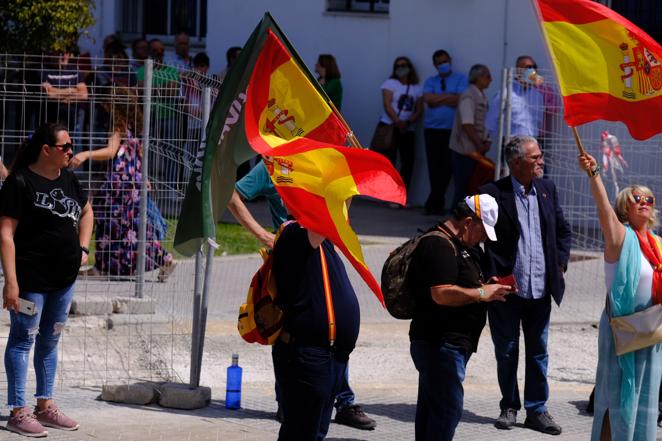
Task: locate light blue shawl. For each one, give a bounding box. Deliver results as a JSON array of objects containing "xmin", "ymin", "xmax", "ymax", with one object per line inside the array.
[{"xmin": 609, "ymin": 225, "xmax": 641, "ymax": 426}]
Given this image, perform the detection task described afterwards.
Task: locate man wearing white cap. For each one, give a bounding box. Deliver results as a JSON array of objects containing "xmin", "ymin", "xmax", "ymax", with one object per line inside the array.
[
  {"xmin": 479, "ymin": 135, "xmax": 571, "ymax": 436},
  {"xmin": 408, "ymin": 194, "xmax": 513, "ymax": 441}
]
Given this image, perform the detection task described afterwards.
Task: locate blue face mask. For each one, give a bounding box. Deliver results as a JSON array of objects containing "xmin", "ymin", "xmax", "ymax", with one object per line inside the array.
[{"xmin": 438, "ymin": 62, "xmax": 451, "ymax": 75}]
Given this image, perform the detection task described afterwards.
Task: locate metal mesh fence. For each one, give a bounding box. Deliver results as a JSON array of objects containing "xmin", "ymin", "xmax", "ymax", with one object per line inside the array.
[
  {"xmin": 0, "ymin": 53, "xmax": 221, "ymax": 387},
  {"xmin": 498, "ymin": 67, "xmax": 662, "ymax": 320}
]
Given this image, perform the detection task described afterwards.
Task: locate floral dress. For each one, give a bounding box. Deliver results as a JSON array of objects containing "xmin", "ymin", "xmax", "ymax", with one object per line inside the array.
[{"xmin": 94, "ymin": 132, "xmax": 171, "ymax": 275}]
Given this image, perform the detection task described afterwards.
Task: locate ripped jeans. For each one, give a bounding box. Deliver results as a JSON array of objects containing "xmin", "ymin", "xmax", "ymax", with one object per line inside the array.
[{"xmin": 5, "ymin": 283, "xmax": 75, "ymax": 408}]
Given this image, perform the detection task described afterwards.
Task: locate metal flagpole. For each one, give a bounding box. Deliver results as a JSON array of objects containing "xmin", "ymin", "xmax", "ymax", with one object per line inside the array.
[{"xmin": 135, "ymin": 59, "xmax": 153, "ymax": 298}]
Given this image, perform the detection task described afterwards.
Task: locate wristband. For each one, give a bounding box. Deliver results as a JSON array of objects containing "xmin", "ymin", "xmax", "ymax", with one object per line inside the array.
[
  {"xmin": 477, "ymin": 287, "xmax": 485, "ymax": 302},
  {"xmin": 80, "ymin": 246, "xmax": 90, "ymax": 255},
  {"xmin": 588, "ymin": 164, "xmax": 601, "ymax": 178}
]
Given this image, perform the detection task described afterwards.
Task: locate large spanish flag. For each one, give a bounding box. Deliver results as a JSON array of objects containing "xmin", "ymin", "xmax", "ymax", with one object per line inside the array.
[
  {"xmin": 175, "ymin": 13, "xmax": 346, "ymax": 256},
  {"xmin": 535, "ymin": 0, "xmax": 662, "ymax": 140},
  {"xmin": 244, "ymin": 29, "xmax": 405, "ymax": 303}
]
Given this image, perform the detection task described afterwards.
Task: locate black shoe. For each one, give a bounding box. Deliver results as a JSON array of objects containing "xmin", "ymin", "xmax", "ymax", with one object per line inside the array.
[
  {"xmin": 494, "ymin": 408, "xmax": 517, "ymax": 430},
  {"xmin": 524, "ymin": 411, "xmax": 562, "ymax": 435},
  {"xmin": 334, "ymin": 404, "xmax": 376, "ymax": 430}
]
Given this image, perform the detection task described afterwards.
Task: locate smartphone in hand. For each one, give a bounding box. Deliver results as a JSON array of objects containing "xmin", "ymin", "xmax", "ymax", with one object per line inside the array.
[
  {"xmin": 18, "ymin": 298, "xmax": 37, "ymax": 316},
  {"xmin": 495, "ymin": 274, "xmax": 518, "ymax": 292}
]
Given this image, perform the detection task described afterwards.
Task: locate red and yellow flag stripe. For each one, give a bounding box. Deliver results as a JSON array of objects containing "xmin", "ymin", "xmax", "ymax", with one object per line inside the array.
[
  {"xmin": 536, "ymin": 0, "xmax": 662, "ymax": 140},
  {"xmin": 243, "ymin": 29, "xmax": 406, "ymax": 302}
]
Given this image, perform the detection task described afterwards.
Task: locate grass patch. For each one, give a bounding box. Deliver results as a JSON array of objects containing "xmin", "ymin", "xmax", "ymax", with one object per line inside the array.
[
  {"xmin": 85, "ymin": 221, "xmax": 265, "ymax": 266},
  {"xmin": 163, "ymin": 220, "xmax": 264, "ymax": 258}
]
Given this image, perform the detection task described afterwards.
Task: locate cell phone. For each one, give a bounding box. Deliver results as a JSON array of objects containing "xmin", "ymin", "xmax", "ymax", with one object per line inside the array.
[
  {"xmin": 496, "ymin": 274, "xmax": 518, "ymax": 291},
  {"xmin": 18, "ymin": 298, "xmax": 37, "ymax": 316}
]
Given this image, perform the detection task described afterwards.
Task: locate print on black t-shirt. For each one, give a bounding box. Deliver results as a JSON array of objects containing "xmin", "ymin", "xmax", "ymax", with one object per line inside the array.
[{"xmin": 0, "ymin": 168, "xmax": 87, "ymax": 292}]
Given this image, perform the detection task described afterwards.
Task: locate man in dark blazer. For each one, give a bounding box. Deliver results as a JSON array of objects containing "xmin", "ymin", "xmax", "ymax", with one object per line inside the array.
[{"xmin": 479, "ymin": 136, "xmax": 571, "ymax": 436}]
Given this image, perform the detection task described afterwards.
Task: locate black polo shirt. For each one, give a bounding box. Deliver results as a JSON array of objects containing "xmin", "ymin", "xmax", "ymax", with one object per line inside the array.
[
  {"xmin": 408, "ymin": 231, "xmax": 486, "ymax": 353},
  {"xmin": 272, "ymin": 222, "xmax": 360, "ymax": 358}
]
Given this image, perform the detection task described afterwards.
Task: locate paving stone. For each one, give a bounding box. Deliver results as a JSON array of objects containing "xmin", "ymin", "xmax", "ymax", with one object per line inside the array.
[
  {"xmin": 112, "ymin": 296, "xmax": 156, "ymax": 314},
  {"xmin": 101, "ymin": 382, "xmax": 157, "ymax": 405},
  {"xmin": 70, "ymin": 295, "xmax": 113, "ymax": 315},
  {"xmin": 157, "ymin": 382, "xmax": 212, "ymax": 410}
]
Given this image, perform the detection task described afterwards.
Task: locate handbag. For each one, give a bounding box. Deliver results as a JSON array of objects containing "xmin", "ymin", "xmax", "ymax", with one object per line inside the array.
[
  {"xmin": 369, "ymin": 84, "xmax": 409, "ymax": 152},
  {"xmin": 607, "ymin": 297, "xmax": 662, "ymax": 356},
  {"xmin": 369, "ymin": 122, "xmax": 395, "ymax": 152}
]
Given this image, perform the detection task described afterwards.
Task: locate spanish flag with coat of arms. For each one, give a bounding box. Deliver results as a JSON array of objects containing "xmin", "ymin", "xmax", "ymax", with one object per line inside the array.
[
  {"xmin": 534, "ymin": 0, "xmax": 662, "ymax": 140},
  {"xmin": 175, "ymin": 13, "xmax": 405, "ymax": 304}
]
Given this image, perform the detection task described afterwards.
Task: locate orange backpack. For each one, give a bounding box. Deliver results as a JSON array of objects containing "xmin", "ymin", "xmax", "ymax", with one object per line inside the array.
[{"xmin": 237, "ymin": 221, "xmax": 292, "ymax": 345}]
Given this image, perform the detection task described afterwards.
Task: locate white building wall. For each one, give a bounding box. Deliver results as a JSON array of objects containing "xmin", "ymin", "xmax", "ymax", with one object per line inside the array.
[
  {"xmin": 206, "ymin": 0, "xmax": 549, "ymax": 205},
  {"xmin": 83, "ymin": 0, "xmax": 551, "ymax": 205}
]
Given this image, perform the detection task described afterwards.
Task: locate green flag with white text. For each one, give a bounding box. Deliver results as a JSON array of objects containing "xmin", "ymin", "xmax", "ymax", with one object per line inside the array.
[{"xmin": 174, "ymin": 12, "xmax": 319, "ymax": 256}]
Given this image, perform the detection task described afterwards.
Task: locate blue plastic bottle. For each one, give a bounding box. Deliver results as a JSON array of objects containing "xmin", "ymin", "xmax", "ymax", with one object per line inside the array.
[{"xmin": 225, "ymin": 353, "xmax": 242, "ymax": 409}]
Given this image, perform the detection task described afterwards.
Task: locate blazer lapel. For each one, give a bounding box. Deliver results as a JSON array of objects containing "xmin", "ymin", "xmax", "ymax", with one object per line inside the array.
[
  {"xmin": 499, "ymin": 178, "xmax": 519, "ymax": 229},
  {"xmin": 534, "ymin": 180, "xmax": 550, "ymax": 233}
]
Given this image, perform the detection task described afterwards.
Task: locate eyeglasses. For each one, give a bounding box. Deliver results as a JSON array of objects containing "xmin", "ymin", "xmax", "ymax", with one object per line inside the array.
[
  {"xmin": 51, "ymin": 143, "xmax": 74, "ymax": 152},
  {"xmin": 633, "ymin": 194, "xmax": 655, "ymax": 206},
  {"xmin": 526, "ymin": 152, "xmax": 544, "ymax": 161},
  {"xmin": 395, "ymin": 63, "xmax": 409, "ymax": 68},
  {"xmin": 522, "ymin": 64, "xmax": 538, "ymax": 69}
]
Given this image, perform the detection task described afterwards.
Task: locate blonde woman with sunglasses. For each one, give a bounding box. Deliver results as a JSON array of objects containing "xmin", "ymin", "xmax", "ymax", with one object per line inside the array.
[{"xmin": 579, "ymin": 152, "xmax": 662, "ymax": 441}]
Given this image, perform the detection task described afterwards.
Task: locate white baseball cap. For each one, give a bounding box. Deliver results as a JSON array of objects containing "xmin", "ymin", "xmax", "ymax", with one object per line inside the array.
[{"xmin": 464, "ymin": 194, "xmax": 498, "ymax": 241}]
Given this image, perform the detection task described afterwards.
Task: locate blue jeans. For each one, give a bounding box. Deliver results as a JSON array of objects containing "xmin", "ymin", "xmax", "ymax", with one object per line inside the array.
[
  {"xmin": 488, "ymin": 294, "xmax": 551, "ymax": 415},
  {"xmin": 410, "ymin": 340, "xmax": 470, "ymax": 441},
  {"xmin": 273, "ymin": 342, "xmax": 347, "ymax": 441},
  {"xmin": 333, "ymin": 365, "xmax": 355, "ymax": 410},
  {"xmin": 5, "ymin": 283, "xmax": 75, "ymax": 408}
]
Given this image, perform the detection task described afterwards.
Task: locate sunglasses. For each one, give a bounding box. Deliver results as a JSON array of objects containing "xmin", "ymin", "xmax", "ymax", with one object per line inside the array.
[
  {"xmin": 633, "ymin": 194, "xmax": 655, "ymax": 206},
  {"xmin": 51, "ymin": 143, "xmax": 74, "ymax": 152},
  {"xmin": 522, "ymin": 64, "xmax": 538, "ymax": 69},
  {"xmin": 395, "ymin": 63, "xmax": 410, "ymax": 68}
]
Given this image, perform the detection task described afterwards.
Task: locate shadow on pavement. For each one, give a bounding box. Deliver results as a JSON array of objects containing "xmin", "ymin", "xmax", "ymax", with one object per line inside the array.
[
  {"xmin": 569, "ymin": 399, "xmax": 592, "ymax": 416},
  {"xmin": 461, "ymin": 409, "xmax": 497, "ymax": 425},
  {"xmin": 98, "ymin": 398, "xmax": 276, "ymax": 421},
  {"xmin": 360, "ymin": 402, "xmax": 415, "ymax": 422}
]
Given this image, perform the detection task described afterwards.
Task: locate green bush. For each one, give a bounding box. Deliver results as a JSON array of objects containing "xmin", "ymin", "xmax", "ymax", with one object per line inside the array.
[{"xmin": 0, "ymin": 0, "xmax": 96, "ymax": 54}]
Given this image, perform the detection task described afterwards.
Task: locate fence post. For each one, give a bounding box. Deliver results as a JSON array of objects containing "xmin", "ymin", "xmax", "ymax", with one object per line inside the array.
[
  {"xmin": 135, "ymin": 59, "xmax": 153, "ymax": 298},
  {"xmin": 190, "ymin": 87, "xmax": 212, "ymax": 387},
  {"xmin": 195, "ymin": 239, "xmax": 218, "ymax": 385},
  {"xmin": 189, "ymin": 249, "xmax": 204, "ymax": 387},
  {"xmin": 495, "ymin": 67, "xmax": 509, "ymax": 180}
]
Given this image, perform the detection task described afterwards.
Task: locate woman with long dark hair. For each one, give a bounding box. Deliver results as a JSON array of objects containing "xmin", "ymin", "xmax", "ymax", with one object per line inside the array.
[
  {"xmin": 0, "ymin": 123, "xmax": 93, "ymax": 436},
  {"xmin": 315, "ymin": 54, "xmax": 343, "ymax": 110},
  {"xmin": 378, "ymin": 56, "xmax": 423, "ymax": 196}
]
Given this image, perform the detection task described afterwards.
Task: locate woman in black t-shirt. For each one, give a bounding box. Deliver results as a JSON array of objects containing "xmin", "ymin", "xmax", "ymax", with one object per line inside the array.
[{"xmin": 0, "ymin": 123, "xmax": 93, "ymax": 437}]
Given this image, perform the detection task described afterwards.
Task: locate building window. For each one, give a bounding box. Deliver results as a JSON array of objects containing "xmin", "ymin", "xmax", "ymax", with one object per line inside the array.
[
  {"xmin": 327, "ymin": 0, "xmax": 390, "ymax": 14},
  {"xmin": 119, "ymin": 0, "xmax": 207, "ymax": 40},
  {"xmin": 609, "ymin": 0, "xmax": 662, "ymax": 44}
]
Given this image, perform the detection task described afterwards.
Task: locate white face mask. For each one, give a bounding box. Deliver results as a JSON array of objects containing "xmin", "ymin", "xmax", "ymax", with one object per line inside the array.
[{"xmin": 395, "ymin": 66, "xmax": 410, "ymax": 79}]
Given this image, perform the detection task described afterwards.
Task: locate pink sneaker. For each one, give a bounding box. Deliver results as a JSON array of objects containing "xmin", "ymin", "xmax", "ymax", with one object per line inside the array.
[
  {"xmin": 6, "ymin": 408, "xmax": 48, "ymax": 437},
  {"xmin": 34, "ymin": 404, "xmax": 79, "ymax": 431}
]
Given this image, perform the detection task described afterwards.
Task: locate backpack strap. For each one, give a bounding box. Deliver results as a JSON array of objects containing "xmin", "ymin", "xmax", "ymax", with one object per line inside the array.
[{"xmin": 319, "ymin": 246, "xmax": 336, "ymax": 346}]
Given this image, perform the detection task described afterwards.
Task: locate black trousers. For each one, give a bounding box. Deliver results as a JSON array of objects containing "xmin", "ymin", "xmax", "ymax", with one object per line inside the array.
[
  {"xmin": 383, "ymin": 129, "xmax": 415, "ymax": 193},
  {"xmin": 424, "ymin": 128, "xmax": 452, "ymax": 213}
]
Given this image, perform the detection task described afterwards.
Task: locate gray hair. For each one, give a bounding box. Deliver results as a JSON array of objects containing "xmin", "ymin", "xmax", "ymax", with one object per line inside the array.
[
  {"xmin": 504, "ymin": 136, "xmax": 538, "ymax": 165},
  {"xmin": 468, "ymin": 64, "xmax": 490, "ymax": 84}
]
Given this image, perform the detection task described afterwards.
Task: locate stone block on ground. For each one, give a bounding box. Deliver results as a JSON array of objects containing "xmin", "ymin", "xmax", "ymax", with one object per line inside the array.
[
  {"xmin": 112, "ymin": 296, "xmax": 156, "ymax": 314},
  {"xmin": 101, "ymin": 383, "xmax": 157, "ymax": 405},
  {"xmin": 70, "ymin": 295, "xmax": 113, "ymax": 316},
  {"xmin": 157, "ymin": 382, "xmax": 211, "ymax": 410}
]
